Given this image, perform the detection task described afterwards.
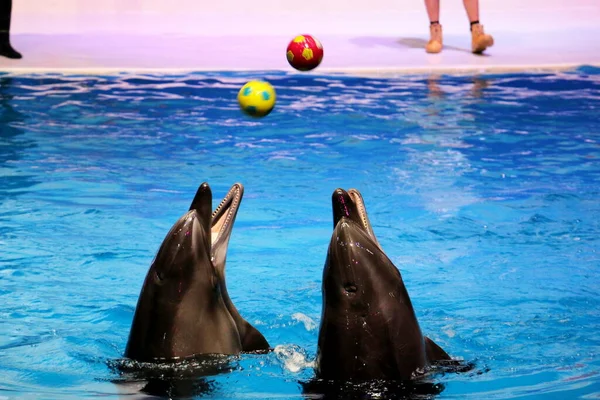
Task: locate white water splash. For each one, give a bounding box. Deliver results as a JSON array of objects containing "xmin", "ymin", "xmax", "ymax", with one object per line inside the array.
[
  {"xmin": 274, "ymin": 345, "xmax": 315, "ymax": 373},
  {"xmin": 291, "ymin": 313, "xmax": 317, "ymax": 331}
]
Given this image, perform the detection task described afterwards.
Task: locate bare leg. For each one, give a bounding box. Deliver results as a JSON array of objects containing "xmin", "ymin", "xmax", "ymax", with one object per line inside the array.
[
  {"xmin": 462, "ymin": 0, "xmax": 479, "ymax": 23},
  {"xmin": 424, "ymin": 0, "xmax": 440, "ymax": 23}
]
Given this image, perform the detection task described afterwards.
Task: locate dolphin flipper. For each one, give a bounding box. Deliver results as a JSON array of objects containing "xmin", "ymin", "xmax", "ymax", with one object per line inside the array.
[
  {"xmin": 424, "ymin": 336, "xmax": 451, "ymax": 362},
  {"xmin": 239, "ymin": 323, "xmax": 270, "ymax": 352}
]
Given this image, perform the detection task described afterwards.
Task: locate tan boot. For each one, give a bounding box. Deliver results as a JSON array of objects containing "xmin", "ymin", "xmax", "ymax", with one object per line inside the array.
[
  {"xmin": 426, "ymin": 24, "xmax": 443, "ymax": 54},
  {"xmin": 471, "ymin": 23, "xmax": 494, "ymax": 54}
]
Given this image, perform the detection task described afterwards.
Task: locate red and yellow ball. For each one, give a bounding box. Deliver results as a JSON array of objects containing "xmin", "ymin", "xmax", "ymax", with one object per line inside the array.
[{"xmin": 286, "ymin": 34, "xmax": 324, "ymax": 71}]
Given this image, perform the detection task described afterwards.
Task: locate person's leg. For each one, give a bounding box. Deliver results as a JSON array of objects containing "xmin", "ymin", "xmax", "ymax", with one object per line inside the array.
[
  {"xmin": 462, "ymin": 0, "xmax": 479, "ymax": 22},
  {"xmin": 0, "ymin": 0, "xmax": 22, "ymax": 59},
  {"xmin": 424, "ymin": 0, "xmax": 443, "ymax": 53},
  {"xmin": 424, "ymin": 0, "xmax": 440, "ymax": 22},
  {"xmin": 462, "ymin": 0, "xmax": 493, "ymax": 54}
]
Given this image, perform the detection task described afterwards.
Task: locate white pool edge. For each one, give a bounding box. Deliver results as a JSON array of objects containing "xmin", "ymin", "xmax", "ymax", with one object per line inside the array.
[{"xmin": 2, "ymin": 62, "xmax": 598, "ymax": 77}]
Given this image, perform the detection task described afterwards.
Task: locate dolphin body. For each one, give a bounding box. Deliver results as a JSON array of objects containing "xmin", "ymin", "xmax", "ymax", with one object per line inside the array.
[
  {"xmin": 315, "ymin": 188, "xmax": 452, "ymax": 382},
  {"xmin": 124, "ymin": 182, "xmax": 269, "ymax": 362}
]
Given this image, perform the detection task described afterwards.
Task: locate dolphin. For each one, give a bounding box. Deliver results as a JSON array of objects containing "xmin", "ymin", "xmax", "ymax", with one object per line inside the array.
[
  {"xmin": 315, "ymin": 188, "xmax": 452, "ymax": 381},
  {"xmin": 124, "ymin": 182, "xmax": 269, "ymax": 362}
]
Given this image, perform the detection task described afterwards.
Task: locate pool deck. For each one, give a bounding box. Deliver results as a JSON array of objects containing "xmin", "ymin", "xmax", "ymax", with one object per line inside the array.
[{"xmin": 1, "ymin": 1, "xmax": 599, "ymax": 75}]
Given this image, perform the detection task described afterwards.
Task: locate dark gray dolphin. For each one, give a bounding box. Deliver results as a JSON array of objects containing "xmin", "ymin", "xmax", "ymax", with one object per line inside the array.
[
  {"xmin": 124, "ymin": 182, "xmax": 269, "ymax": 362},
  {"xmin": 315, "ymin": 188, "xmax": 451, "ymax": 381}
]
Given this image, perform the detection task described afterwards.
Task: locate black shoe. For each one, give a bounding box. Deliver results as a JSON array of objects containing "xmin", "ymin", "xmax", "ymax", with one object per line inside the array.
[{"xmin": 0, "ymin": 43, "xmax": 21, "ymax": 59}]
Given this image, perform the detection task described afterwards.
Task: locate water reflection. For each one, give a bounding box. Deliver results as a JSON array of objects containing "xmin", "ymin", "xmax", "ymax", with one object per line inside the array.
[
  {"xmin": 0, "ymin": 76, "xmax": 38, "ymax": 200},
  {"xmin": 301, "ymin": 378, "xmax": 446, "ymax": 400},
  {"xmin": 300, "ymin": 359, "xmax": 479, "ymax": 399},
  {"xmin": 110, "ymin": 354, "xmax": 236, "ymax": 399},
  {"xmin": 426, "ymin": 75, "xmax": 490, "ymax": 101},
  {"xmin": 395, "ymin": 75, "xmax": 494, "ymax": 216},
  {"xmin": 0, "ymin": 75, "xmax": 25, "ymax": 144},
  {"xmin": 113, "ymin": 376, "xmax": 219, "ymax": 399},
  {"xmin": 138, "ymin": 376, "xmax": 218, "ymax": 398}
]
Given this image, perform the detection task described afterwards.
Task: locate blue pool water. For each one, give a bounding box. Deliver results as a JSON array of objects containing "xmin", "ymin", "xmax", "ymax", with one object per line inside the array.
[{"xmin": 0, "ymin": 67, "xmax": 599, "ymax": 399}]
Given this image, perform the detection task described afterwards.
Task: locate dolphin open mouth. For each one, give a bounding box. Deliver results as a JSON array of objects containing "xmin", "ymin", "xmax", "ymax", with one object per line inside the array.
[
  {"xmin": 332, "ymin": 188, "xmax": 380, "ymax": 249},
  {"xmin": 347, "ymin": 189, "xmax": 371, "ymax": 236},
  {"xmin": 211, "ymin": 183, "xmax": 243, "ymax": 247}
]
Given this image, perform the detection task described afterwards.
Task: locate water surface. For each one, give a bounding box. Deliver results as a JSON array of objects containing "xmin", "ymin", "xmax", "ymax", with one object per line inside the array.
[{"xmin": 0, "ymin": 68, "xmax": 599, "ymax": 399}]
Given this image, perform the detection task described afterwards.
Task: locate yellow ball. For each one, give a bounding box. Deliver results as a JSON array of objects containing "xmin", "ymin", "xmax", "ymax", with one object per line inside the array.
[{"xmin": 237, "ymin": 81, "xmax": 276, "ymax": 118}]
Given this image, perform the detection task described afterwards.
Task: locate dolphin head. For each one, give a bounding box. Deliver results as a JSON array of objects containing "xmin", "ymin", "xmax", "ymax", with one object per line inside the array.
[
  {"xmin": 323, "ymin": 217, "xmax": 403, "ymax": 308},
  {"xmin": 331, "ymin": 188, "xmax": 381, "ymax": 249},
  {"xmin": 323, "ymin": 188, "xmax": 397, "ymax": 304},
  {"xmin": 148, "ymin": 182, "xmax": 217, "ymax": 296}
]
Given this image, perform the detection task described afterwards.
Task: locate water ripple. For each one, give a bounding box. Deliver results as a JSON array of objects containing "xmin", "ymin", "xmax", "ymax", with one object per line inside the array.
[{"xmin": 0, "ymin": 67, "xmax": 599, "ymax": 399}]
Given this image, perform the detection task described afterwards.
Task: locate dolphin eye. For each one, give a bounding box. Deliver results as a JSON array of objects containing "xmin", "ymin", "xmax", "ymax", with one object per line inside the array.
[
  {"xmin": 344, "ymin": 284, "xmax": 357, "ymax": 294},
  {"xmin": 156, "ymin": 270, "xmax": 165, "ymax": 281}
]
